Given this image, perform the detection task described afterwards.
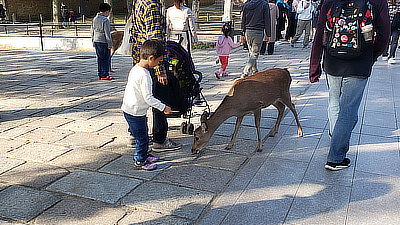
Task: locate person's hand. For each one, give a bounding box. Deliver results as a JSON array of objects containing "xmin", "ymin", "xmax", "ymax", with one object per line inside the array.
[
  {"xmin": 240, "ymin": 35, "xmax": 246, "ymax": 44},
  {"xmin": 157, "ymin": 73, "xmax": 168, "ymax": 85},
  {"xmin": 266, "ymin": 36, "xmax": 271, "ymax": 43},
  {"xmin": 108, "ymin": 47, "xmax": 112, "ymax": 50},
  {"xmin": 163, "ymin": 106, "xmax": 172, "ymax": 114},
  {"xmin": 194, "ymin": 42, "xmax": 199, "ymax": 46}
]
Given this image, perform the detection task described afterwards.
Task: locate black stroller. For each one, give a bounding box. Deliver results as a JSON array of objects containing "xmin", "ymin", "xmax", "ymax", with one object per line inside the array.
[{"xmin": 164, "ymin": 40, "xmax": 210, "ymax": 135}]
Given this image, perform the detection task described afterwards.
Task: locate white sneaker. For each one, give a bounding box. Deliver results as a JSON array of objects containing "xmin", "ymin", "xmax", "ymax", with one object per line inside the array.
[
  {"xmin": 388, "ymin": 58, "xmax": 396, "ymax": 64},
  {"xmin": 382, "ymin": 56, "xmax": 388, "ymax": 61}
]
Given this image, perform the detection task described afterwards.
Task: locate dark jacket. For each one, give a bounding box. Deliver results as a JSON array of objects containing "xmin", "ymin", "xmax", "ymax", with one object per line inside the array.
[
  {"xmin": 309, "ymin": 0, "xmax": 390, "ymax": 83},
  {"xmin": 241, "ymin": 0, "xmax": 272, "ymax": 37}
]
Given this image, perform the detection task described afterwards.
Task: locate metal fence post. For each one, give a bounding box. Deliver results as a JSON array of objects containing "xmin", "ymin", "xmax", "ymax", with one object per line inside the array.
[{"xmin": 39, "ymin": 14, "xmax": 44, "ymax": 51}]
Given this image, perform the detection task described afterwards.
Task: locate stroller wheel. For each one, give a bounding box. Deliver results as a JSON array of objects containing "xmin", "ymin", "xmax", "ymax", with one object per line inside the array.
[
  {"xmin": 188, "ymin": 123, "xmax": 194, "ymax": 135},
  {"xmin": 180, "ymin": 122, "xmax": 188, "ymax": 134}
]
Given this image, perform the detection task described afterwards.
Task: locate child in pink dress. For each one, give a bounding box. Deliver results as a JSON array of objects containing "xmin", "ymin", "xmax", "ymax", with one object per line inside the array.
[{"xmin": 215, "ymin": 23, "xmax": 241, "ymax": 79}]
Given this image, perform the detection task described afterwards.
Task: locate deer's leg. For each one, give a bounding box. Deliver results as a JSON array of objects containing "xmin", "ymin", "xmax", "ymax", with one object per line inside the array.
[
  {"xmin": 271, "ymin": 101, "xmax": 285, "ymax": 137},
  {"xmin": 226, "ymin": 115, "xmax": 244, "ymax": 150},
  {"xmin": 253, "ymin": 108, "xmax": 263, "ymax": 152},
  {"xmin": 280, "ymin": 96, "xmax": 303, "ymax": 137}
]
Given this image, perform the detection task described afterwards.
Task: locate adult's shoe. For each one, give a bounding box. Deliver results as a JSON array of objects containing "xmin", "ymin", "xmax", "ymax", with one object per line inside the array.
[{"xmin": 325, "ymin": 158, "xmax": 351, "ymax": 171}]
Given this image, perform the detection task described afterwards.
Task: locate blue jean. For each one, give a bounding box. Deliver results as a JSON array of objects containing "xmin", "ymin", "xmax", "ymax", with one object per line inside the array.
[
  {"xmin": 327, "ymin": 74, "xmax": 368, "ymax": 163},
  {"xmin": 383, "ymin": 29, "xmax": 400, "ymax": 58},
  {"xmin": 94, "ymin": 42, "xmax": 111, "ymax": 78},
  {"xmin": 123, "ymin": 112, "xmax": 149, "ymax": 162},
  {"xmin": 243, "ymin": 29, "xmax": 264, "ymax": 75}
]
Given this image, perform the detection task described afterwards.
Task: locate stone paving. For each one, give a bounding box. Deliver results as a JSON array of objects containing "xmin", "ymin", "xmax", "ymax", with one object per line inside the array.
[{"xmin": 0, "ymin": 40, "xmax": 399, "ymax": 224}]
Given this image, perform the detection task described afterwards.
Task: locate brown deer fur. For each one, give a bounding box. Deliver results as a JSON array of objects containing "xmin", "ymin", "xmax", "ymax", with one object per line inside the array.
[{"xmin": 191, "ymin": 68, "xmax": 303, "ymax": 154}]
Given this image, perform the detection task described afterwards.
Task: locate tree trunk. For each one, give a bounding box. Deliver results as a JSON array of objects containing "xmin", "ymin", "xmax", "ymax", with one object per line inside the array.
[
  {"xmin": 52, "ymin": 0, "xmax": 60, "ymax": 23},
  {"xmin": 104, "ymin": 0, "xmax": 114, "ymax": 23},
  {"xmin": 192, "ymin": 0, "xmax": 200, "ymax": 30},
  {"xmin": 222, "ymin": 0, "xmax": 232, "ymax": 22}
]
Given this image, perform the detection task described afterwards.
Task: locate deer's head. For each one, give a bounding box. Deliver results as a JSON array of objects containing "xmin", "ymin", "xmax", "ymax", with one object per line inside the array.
[{"xmin": 191, "ymin": 111, "xmax": 211, "ymax": 154}]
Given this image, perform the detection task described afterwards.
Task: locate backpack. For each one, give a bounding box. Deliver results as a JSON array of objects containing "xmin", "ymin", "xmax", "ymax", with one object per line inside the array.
[{"xmin": 323, "ymin": 0, "xmax": 374, "ymax": 59}]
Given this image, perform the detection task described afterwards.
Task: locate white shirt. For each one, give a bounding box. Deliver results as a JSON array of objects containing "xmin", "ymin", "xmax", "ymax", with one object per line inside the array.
[
  {"xmin": 297, "ymin": 0, "xmax": 315, "ymax": 21},
  {"xmin": 166, "ymin": 5, "xmax": 198, "ymax": 42},
  {"xmin": 121, "ymin": 65, "xmax": 165, "ymax": 116}
]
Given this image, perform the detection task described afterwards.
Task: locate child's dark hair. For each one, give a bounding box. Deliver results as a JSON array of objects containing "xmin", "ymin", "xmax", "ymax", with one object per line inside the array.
[
  {"xmin": 99, "ymin": 3, "xmax": 111, "ymax": 12},
  {"xmin": 222, "ymin": 23, "xmax": 231, "ymax": 38},
  {"xmin": 140, "ymin": 40, "xmax": 164, "ymax": 59}
]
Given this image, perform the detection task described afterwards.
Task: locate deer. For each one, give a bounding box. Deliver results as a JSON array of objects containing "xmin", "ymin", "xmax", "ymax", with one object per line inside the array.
[{"xmin": 191, "ymin": 68, "xmax": 303, "ymax": 154}]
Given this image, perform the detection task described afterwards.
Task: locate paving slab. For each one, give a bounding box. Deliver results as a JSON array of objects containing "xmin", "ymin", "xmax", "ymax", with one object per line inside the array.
[
  {"xmin": 0, "ymin": 162, "xmax": 69, "ymax": 189},
  {"xmin": 55, "ymin": 131, "xmax": 115, "ymax": 149},
  {"xmin": 99, "ymin": 155, "xmax": 172, "ymax": 180},
  {"xmin": 269, "ymin": 135, "xmax": 320, "ymax": 163},
  {"xmin": 46, "ymin": 170, "xmax": 142, "ymax": 204},
  {"xmin": 349, "ymin": 171, "xmax": 400, "ymax": 219},
  {"xmin": 285, "ymin": 181, "xmax": 350, "ymax": 224},
  {"xmin": 58, "ymin": 119, "xmax": 113, "ymax": 133},
  {"xmin": 193, "ymin": 150, "xmax": 248, "ymax": 172},
  {"xmin": 32, "ymin": 196, "xmax": 127, "ymax": 225},
  {"xmin": 0, "ymin": 157, "xmax": 25, "ymax": 175},
  {"xmin": 204, "ymin": 134, "xmax": 259, "ymax": 156},
  {"xmin": 120, "ymin": 182, "xmax": 215, "ymax": 220},
  {"xmin": 49, "ymin": 148, "xmax": 121, "ymax": 170},
  {"xmin": 0, "ymin": 138, "xmax": 28, "ymax": 155},
  {"xmin": 52, "ymin": 109, "xmax": 105, "ymax": 120},
  {"xmin": 118, "ymin": 209, "xmax": 194, "ymax": 225},
  {"xmin": 24, "ymin": 116, "xmax": 74, "ymax": 128},
  {"xmin": 153, "ymin": 164, "xmax": 234, "ymax": 193},
  {"xmin": 16, "ymin": 127, "xmax": 74, "ymax": 144},
  {"xmin": 6, "ymin": 142, "xmax": 70, "ymax": 163},
  {"xmin": 0, "ymin": 185, "xmax": 61, "ymax": 223}
]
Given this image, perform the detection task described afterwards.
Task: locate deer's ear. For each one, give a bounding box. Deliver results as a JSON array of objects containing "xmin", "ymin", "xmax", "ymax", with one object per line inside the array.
[{"xmin": 201, "ymin": 122, "xmax": 208, "ymax": 133}]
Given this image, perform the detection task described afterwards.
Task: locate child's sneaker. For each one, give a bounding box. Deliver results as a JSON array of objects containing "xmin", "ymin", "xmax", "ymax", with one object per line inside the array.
[
  {"xmin": 215, "ymin": 70, "xmax": 221, "ymax": 79},
  {"xmin": 221, "ymin": 71, "xmax": 228, "ymax": 77},
  {"xmin": 134, "ymin": 160, "xmax": 157, "ymax": 170},
  {"xmin": 146, "ymin": 154, "xmax": 159, "ymax": 163}
]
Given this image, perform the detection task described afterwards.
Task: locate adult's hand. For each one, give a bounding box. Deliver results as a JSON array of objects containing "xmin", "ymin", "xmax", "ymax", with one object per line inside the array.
[{"xmin": 157, "ymin": 73, "xmax": 168, "ymax": 85}]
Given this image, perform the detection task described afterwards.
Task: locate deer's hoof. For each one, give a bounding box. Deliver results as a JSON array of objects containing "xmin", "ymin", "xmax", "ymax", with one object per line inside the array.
[
  {"xmin": 191, "ymin": 149, "xmax": 200, "ymax": 154},
  {"xmin": 225, "ymin": 146, "xmax": 232, "ymax": 150},
  {"xmin": 256, "ymin": 148, "xmax": 263, "ymax": 152}
]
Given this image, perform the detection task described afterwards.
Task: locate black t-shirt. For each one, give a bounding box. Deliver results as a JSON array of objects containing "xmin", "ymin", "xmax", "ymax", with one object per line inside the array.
[{"xmin": 323, "ymin": 42, "xmax": 374, "ymax": 77}]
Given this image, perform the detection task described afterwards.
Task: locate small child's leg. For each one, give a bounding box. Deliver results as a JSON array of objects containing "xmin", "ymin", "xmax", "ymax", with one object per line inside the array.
[
  {"xmin": 220, "ymin": 56, "xmax": 229, "ymax": 76},
  {"xmin": 123, "ymin": 113, "xmax": 150, "ymax": 163}
]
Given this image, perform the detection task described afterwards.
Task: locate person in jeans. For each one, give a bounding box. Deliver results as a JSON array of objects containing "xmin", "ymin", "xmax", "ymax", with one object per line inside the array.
[
  {"xmin": 290, "ymin": 0, "xmax": 315, "ymax": 48},
  {"xmin": 130, "ymin": 0, "xmax": 181, "ymax": 151},
  {"xmin": 122, "ymin": 40, "xmax": 173, "ymax": 170},
  {"xmin": 309, "ymin": 0, "xmax": 390, "ymax": 170},
  {"xmin": 382, "ymin": 0, "xmax": 400, "ymax": 64},
  {"xmin": 91, "ymin": 3, "xmax": 114, "ymax": 80},
  {"xmin": 241, "ymin": 0, "xmax": 271, "ymax": 78}
]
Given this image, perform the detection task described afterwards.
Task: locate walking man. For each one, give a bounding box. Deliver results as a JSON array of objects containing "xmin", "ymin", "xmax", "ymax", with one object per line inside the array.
[
  {"xmin": 290, "ymin": 0, "xmax": 315, "ymax": 48},
  {"xmin": 241, "ymin": 0, "xmax": 271, "ymax": 78},
  {"xmin": 309, "ymin": 0, "xmax": 390, "ymax": 170}
]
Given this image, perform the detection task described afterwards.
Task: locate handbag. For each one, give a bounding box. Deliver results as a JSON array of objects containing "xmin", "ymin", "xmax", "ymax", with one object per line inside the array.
[{"xmin": 119, "ymin": 16, "xmax": 133, "ymax": 55}]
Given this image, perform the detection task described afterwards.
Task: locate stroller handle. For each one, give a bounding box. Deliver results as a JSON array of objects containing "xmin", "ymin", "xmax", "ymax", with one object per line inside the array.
[{"xmin": 193, "ymin": 70, "xmax": 202, "ymax": 83}]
